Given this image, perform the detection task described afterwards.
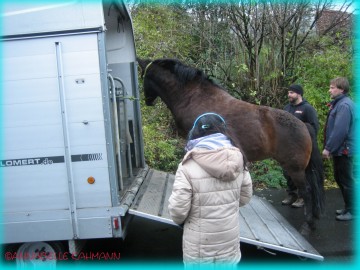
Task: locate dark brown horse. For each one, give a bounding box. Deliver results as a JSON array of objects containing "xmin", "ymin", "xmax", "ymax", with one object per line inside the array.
[{"xmin": 138, "ymin": 58, "xmax": 324, "ymax": 235}]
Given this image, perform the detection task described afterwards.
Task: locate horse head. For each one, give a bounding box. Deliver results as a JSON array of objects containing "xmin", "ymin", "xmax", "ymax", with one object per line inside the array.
[
  {"xmin": 137, "ymin": 58, "xmax": 210, "ymax": 107},
  {"xmin": 138, "ymin": 58, "xmax": 180, "ymax": 106},
  {"xmin": 137, "ymin": 58, "xmax": 158, "ymax": 106}
]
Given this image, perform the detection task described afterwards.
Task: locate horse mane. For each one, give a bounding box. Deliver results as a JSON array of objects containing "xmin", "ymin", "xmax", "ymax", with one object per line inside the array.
[{"xmin": 154, "ymin": 58, "xmax": 224, "ymax": 89}]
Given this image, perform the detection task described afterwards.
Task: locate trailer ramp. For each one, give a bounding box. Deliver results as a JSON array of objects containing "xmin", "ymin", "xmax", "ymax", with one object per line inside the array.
[{"xmin": 129, "ymin": 169, "xmax": 323, "ymax": 261}]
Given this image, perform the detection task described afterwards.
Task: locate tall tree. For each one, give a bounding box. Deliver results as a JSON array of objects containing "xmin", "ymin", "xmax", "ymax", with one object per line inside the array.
[{"xmin": 223, "ymin": 0, "xmax": 353, "ymax": 106}]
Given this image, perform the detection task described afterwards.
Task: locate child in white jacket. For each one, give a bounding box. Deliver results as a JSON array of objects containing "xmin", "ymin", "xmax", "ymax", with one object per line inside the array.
[{"xmin": 168, "ymin": 112, "xmax": 253, "ymax": 266}]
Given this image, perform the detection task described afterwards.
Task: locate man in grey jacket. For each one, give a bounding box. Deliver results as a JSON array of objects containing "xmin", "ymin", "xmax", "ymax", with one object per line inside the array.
[{"xmin": 322, "ymin": 77, "xmax": 355, "ymax": 221}]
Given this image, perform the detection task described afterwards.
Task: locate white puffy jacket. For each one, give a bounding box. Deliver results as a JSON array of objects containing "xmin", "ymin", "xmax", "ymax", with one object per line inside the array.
[{"xmin": 168, "ymin": 147, "xmax": 253, "ymax": 264}]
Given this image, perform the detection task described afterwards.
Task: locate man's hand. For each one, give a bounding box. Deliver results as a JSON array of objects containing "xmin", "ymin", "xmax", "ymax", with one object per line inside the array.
[{"xmin": 322, "ymin": 149, "xmax": 331, "ymax": 159}]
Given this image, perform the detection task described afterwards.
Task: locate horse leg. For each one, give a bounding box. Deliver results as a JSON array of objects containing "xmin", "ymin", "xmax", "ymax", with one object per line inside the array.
[
  {"xmin": 287, "ymin": 170, "xmax": 315, "ymax": 236},
  {"xmin": 299, "ymin": 183, "xmax": 316, "ymax": 235}
]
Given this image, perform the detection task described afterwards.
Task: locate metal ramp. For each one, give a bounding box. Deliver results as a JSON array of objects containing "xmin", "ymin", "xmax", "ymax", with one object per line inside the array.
[{"xmin": 128, "ymin": 169, "xmax": 324, "ymax": 261}]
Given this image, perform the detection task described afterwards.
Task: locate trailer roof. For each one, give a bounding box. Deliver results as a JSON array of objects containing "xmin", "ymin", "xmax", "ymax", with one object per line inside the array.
[{"xmin": 1, "ymin": 1, "xmax": 121, "ymax": 37}]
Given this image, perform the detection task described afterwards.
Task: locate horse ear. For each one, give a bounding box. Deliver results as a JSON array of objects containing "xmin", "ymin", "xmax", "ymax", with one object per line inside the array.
[{"xmin": 137, "ymin": 58, "xmax": 151, "ymax": 77}]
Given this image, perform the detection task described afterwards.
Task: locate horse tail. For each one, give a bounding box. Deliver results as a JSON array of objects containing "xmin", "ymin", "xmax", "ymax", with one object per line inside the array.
[{"xmin": 305, "ymin": 123, "xmax": 325, "ymax": 219}]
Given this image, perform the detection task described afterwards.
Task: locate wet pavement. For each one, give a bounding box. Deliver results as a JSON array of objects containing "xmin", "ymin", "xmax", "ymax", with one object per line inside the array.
[
  {"xmin": 73, "ymin": 188, "xmax": 356, "ymax": 265},
  {"xmin": 254, "ymin": 188, "xmax": 355, "ymax": 262}
]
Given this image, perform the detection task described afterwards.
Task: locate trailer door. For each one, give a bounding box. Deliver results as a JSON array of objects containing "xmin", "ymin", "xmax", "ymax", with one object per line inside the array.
[{"xmin": 1, "ymin": 32, "xmax": 116, "ymax": 243}]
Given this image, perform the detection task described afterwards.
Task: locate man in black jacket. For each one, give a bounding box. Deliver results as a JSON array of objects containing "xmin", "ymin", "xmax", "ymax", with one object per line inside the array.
[{"xmin": 282, "ymin": 84, "xmax": 320, "ymax": 208}]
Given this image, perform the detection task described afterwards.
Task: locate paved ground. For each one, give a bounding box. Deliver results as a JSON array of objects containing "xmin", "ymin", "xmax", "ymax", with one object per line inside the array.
[{"xmin": 254, "ymin": 188, "xmax": 355, "ymax": 262}]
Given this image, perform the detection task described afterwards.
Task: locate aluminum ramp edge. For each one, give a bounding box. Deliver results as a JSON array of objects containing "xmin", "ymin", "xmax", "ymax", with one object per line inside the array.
[
  {"xmin": 128, "ymin": 169, "xmax": 324, "ymax": 261},
  {"xmin": 239, "ymin": 238, "xmax": 323, "ymax": 261},
  {"xmin": 128, "ymin": 209, "xmax": 178, "ymax": 227}
]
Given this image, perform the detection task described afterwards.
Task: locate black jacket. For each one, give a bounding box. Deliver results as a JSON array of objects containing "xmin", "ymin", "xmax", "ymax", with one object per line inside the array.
[{"xmin": 284, "ymin": 99, "xmax": 319, "ymax": 135}]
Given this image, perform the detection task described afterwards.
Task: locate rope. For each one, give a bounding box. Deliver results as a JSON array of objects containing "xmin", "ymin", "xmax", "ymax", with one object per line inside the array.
[{"xmin": 143, "ymin": 61, "xmax": 153, "ymax": 78}]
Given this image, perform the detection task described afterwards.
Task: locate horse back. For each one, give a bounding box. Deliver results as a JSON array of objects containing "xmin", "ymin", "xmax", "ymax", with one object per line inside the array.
[{"xmin": 222, "ymin": 99, "xmax": 311, "ymax": 168}]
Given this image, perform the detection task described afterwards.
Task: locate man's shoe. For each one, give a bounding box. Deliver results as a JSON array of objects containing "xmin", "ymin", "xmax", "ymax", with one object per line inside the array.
[
  {"xmin": 282, "ymin": 195, "xmax": 297, "ymax": 205},
  {"xmin": 336, "ymin": 209, "xmax": 346, "ymax": 215},
  {"xmin": 291, "ymin": 198, "xmax": 304, "ymax": 208},
  {"xmin": 336, "ymin": 212, "xmax": 353, "ymax": 221}
]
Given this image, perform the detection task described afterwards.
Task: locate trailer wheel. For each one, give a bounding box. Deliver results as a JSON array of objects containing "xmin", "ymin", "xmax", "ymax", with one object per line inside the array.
[{"xmin": 15, "ymin": 241, "xmax": 65, "ymax": 268}]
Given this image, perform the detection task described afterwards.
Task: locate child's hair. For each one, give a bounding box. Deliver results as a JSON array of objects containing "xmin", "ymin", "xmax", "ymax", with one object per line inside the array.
[
  {"xmin": 188, "ymin": 112, "xmax": 248, "ymax": 168},
  {"xmin": 188, "ymin": 113, "xmax": 227, "ymax": 140}
]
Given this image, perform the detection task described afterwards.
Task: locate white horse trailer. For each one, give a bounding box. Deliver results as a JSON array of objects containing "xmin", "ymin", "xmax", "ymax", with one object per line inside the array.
[
  {"xmin": 0, "ymin": 0, "xmax": 323, "ymax": 266},
  {"xmin": 1, "ymin": 0, "xmax": 148, "ymax": 266}
]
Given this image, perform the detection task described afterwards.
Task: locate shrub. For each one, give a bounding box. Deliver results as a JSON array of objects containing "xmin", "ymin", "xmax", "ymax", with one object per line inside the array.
[{"xmin": 248, "ymin": 159, "xmax": 287, "ymax": 189}]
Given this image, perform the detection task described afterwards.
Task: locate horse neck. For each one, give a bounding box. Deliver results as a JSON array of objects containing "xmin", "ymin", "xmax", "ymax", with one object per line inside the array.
[
  {"xmin": 154, "ymin": 81, "xmax": 196, "ymax": 130},
  {"xmin": 155, "ymin": 81, "xmax": 188, "ymax": 113}
]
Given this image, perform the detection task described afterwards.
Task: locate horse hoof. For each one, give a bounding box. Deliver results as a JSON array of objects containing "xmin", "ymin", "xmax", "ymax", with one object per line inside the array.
[
  {"xmin": 300, "ymin": 227, "xmax": 310, "ymax": 236},
  {"xmin": 300, "ymin": 223, "xmax": 315, "ymax": 236}
]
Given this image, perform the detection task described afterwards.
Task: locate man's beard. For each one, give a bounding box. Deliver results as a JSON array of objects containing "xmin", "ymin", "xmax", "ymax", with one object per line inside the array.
[{"xmin": 289, "ymin": 97, "xmax": 298, "ymax": 104}]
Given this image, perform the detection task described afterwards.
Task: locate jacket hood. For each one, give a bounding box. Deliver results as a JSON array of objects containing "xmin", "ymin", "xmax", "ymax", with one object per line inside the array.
[{"xmin": 182, "ymin": 147, "xmax": 243, "ymax": 181}]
